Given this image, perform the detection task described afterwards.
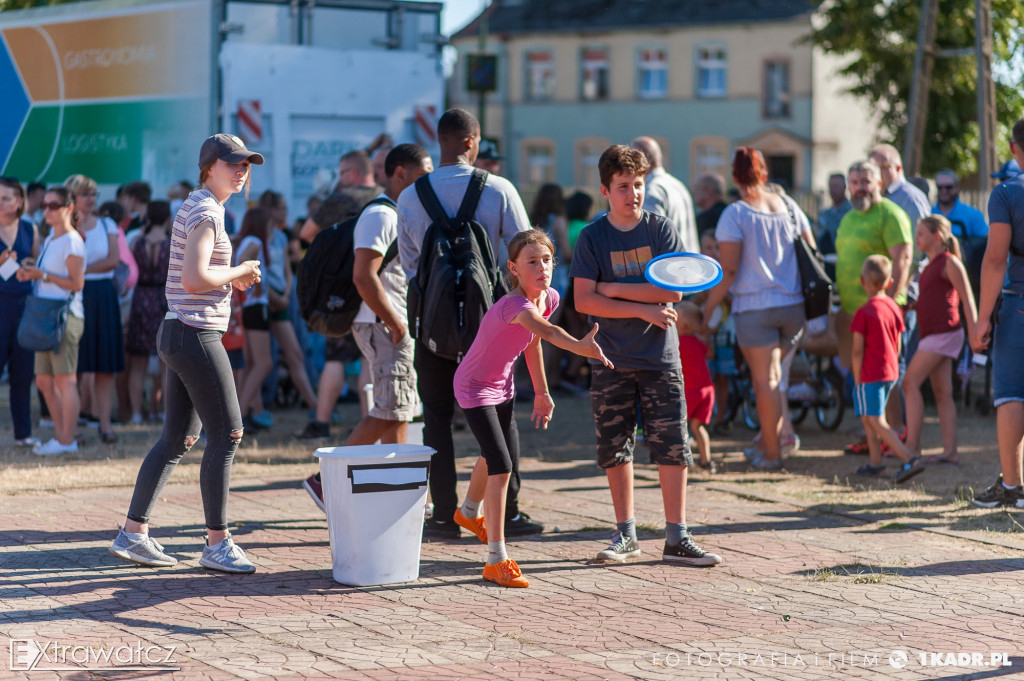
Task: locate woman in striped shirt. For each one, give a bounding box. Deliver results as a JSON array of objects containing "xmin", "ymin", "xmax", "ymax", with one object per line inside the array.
[{"xmin": 110, "ymin": 134, "xmax": 264, "ymax": 574}]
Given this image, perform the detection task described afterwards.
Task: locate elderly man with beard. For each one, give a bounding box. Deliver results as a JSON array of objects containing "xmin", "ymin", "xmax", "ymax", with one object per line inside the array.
[{"xmin": 834, "ymin": 159, "xmax": 913, "ymax": 388}]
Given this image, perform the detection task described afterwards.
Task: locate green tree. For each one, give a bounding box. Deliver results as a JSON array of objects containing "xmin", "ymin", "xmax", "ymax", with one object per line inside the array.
[
  {"xmin": 808, "ymin": 0, "xmax": 1024, "ymax": 177},
  {"xmin": 0, "ymin": 0, "xmax": 83, "ymax": 10}
]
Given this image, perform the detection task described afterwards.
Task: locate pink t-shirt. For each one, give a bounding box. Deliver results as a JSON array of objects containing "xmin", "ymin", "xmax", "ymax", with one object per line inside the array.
[{"xmin": 454, "ymin": 289, "xmax": 559, "ymax": 409}]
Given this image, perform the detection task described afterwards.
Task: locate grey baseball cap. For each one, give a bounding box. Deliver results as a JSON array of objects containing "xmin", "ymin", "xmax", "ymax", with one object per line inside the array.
[{"xmin": 199, "ymin": 133, "xmax": 265, "ymax": 168}]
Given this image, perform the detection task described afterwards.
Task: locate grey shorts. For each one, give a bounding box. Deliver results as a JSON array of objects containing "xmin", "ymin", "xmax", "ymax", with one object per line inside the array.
[
  {"xmin": 589, "ymin": 364, "xmax": 692, "ymax": 469},
  {"xmin": 352, "ymin": 321, "xmax": 418, "ymax": 422},
  {"xmin": 733, "ymin": 302, "xmax": 805, "ymax": 352}
]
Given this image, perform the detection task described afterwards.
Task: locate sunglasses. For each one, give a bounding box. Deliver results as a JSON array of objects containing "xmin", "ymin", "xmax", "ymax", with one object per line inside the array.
[
  {"xmin": 43, "ymin": 201, "xmax": 70, "ymax": 211},
  {"xmin": 936, "ymin": 184, "xmax": 956, "ymax": 190}
]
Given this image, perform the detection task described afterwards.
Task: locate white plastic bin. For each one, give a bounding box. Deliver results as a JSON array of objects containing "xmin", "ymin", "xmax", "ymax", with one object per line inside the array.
[{"xmin": 314, "ymin": 444, "xmax": 435, "ymax": 586}]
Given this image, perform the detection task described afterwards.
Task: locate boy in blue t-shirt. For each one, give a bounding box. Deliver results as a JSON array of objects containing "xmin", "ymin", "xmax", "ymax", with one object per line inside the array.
[{"xmin": 570, "ymin": 144, "xmax": 722, "ymax": 567}]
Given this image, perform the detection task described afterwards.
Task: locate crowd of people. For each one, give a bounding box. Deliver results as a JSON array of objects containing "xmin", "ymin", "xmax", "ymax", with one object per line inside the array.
[{"xmin": 3, "ymin": 110, "xmax": 1024, "ymax": 585}]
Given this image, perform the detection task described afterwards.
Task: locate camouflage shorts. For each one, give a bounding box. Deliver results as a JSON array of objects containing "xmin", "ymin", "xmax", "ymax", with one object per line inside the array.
[{"xmin": 590, "ymin": 365, "xmax": 692, "ymax": 469}]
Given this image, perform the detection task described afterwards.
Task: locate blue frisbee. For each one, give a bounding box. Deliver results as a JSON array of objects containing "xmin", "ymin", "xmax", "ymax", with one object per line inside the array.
[{"xmin": 644, "ymin": 252, "xmax": 723, "ymax": 293}]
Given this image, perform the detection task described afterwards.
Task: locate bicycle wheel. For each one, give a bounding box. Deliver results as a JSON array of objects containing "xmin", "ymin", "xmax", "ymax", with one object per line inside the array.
[
  {"xmin": 815, "ymin": 371, "xmax": 845, "ymax": 431},
  {"xmin": 790, "ymin": 402, "xmax": 808, "ymax": 425}
]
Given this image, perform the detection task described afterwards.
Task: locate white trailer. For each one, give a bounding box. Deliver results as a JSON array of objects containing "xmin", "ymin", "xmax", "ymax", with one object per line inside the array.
[{"xmin": 0, "ymin": 0, "xmax": 445, "ymax": 223}]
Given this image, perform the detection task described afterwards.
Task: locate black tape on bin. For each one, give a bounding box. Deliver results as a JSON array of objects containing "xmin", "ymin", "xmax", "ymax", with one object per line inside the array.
[{"xmin": 347, "ymin": 461, "xmax": 430, "ymax": 493}]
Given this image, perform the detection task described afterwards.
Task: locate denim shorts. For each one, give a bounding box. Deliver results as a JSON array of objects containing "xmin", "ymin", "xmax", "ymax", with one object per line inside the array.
[
  {"xmin": 854, "ymin": 380, "xmax": 895, "ymax": 417},
  {"xmin": 993, "ymin": 291, "xmax": 1024, "ymax": 406}
]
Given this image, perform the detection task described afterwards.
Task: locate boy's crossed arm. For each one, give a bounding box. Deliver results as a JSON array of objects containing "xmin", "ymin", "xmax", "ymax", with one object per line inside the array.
[{"xmin": 574, "ymin": 278, "xmax": 681, "ymax": 330}]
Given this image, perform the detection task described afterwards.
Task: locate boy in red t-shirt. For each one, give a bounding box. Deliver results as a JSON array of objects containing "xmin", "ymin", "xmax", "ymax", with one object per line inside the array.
[
  {"xmin": 675, "ymin": 302, "xmax": 715, "ymax": 473},
  {"xmin": 850, "ymin": 255, "xmax": 924, "ymax": 483}
]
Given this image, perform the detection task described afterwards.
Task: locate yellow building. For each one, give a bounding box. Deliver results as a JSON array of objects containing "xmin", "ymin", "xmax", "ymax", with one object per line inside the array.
[{"xmin": 450, "ymin": 0, "xmax": 879, "ymax": 198}]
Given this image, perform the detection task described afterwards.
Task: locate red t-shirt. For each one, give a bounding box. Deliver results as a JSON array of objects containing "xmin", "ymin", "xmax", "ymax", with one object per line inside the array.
[
  {"xmin": 850, "ymin": 295, "xmax": 905, "ymax": 383},
  {"xmin": 916, "ymin": 252, "xmax": 960, "ymax": 338},
  {"xmin": 678, "ymin": 334, "xmax": 715, "ymax": 424}
]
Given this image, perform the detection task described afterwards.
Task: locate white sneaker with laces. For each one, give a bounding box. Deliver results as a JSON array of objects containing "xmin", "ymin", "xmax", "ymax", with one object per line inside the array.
[
  {"xmin": 33, "ymin": 438, "xmax": 66, "ymax": 456},
  {"xmin": 200, "ymin": 537, "xmax": 256, "ymax": 573},
  {"xmin": 109, "ymin": 526, "xmax": 178, "ymax": 567}
]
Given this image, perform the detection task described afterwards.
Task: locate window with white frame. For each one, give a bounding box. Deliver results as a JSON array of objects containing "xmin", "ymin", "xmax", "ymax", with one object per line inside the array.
[
  {"xmin": 696, "ymin": 46, "xmax": 727, "ymax": 98},
  {"xmin": 522, "ymin": 141, "xmax": 555, "ymax": 187},
  {"xmin": 763, "ymin": 60, "xmax": 791, "ymax": 118},
  {"xmin": 576, "ymin": 138, "xmax": 608, "ymax": 188},
  {"xmin": 581, "ymin": 47, "xmax": 609, "ymax": 101},
  {"xmin": 637, "ymin": 48, "xmax": 667, "ymax": 99},
  {"xmin": 525, "ymin": 50, "xmax": 555, "ymax": 101}
]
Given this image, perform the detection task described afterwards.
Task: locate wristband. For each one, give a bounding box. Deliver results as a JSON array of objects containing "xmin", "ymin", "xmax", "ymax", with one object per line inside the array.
[{"xmin": 42, "ymin": 272, "xmax": 48, "ymax": 283}]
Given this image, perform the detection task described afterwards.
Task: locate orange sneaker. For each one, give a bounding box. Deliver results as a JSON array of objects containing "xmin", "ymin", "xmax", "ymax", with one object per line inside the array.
[
  {"xmin": 482, "ymin": 559, "xmax": 529, "ymax": 588},
  {"xmin": 454, "ymin": 508, "xmax": 487, "ymax": 543}
]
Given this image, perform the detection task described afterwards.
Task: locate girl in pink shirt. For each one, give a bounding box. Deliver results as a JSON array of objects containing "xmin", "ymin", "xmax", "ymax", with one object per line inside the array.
[{"xmin": 452, "ymin": 229, "xmax": 611, "ymax": 588}]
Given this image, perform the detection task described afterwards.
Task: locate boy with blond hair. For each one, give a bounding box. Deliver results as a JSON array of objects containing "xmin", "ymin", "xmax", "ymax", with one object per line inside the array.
[
  {"xmin": 571, "ymin": 144, "xmax": 722, "ymax": 566},
  {"xmin": 851, "ymin": 254, "xmax": 924, "ymax": 483}
]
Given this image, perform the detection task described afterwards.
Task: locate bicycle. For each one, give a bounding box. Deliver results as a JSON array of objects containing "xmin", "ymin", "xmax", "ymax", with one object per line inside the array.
[{"xmin": 721, "ymin": 347, "xmax": 844, "ymax": 432}]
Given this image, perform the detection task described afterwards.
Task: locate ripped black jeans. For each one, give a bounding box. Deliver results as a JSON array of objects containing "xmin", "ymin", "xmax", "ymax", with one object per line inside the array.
[{"xmin": 127, "ymin": 318, "xmax": 243, "ymax": 531}]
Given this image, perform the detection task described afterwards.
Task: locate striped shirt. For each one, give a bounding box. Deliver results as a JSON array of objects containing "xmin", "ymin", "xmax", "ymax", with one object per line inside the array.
[{"xmin": 165, "ymin": 188, "xmax": 233, "ymax": 331}]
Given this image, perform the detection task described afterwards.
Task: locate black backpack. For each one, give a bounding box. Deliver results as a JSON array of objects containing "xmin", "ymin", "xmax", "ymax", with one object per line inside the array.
[
  {"xmin": 407, "ymin": 169, "xmax": 506, "ymax": 362},
  {"xmin": 297, "ymin": 197, "xmax": 397, "ymax": 337}
]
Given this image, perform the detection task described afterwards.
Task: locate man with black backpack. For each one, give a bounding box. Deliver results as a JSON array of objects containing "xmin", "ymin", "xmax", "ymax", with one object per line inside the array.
[
  {"xmin": 299, "ymin": 145, "xmax": 433, "ymax": 510},
  {"xmin": 397, "ymin": 108, "xmax": 543, "ymax": 540}
]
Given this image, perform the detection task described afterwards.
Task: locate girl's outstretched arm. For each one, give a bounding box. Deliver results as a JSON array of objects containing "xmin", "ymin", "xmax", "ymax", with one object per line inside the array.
[{"xmin": 513, "ymin": 307, "xmax": 613, "ymax": 369}]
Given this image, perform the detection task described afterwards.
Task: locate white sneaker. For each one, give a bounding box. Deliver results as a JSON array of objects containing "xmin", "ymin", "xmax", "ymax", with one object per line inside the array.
[
  {"xmin": 33, "ymin": 438, "xmax": 66, "ymax": 456},
  {"xmin": 15, "ymin": 437, "xmax": 42, "ymax": 447},
  {"xmin": 109, "ymin": 526, "xmax": 178, "ymax": 567},
  {"xmin": 200, "ymin": 537, "xmax": 256, "ymax": 573}
]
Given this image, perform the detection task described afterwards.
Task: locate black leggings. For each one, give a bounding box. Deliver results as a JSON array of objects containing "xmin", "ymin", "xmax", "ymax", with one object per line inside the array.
[
  {"xmin": 127, "ymin": 319, "xmax": 243, "ymax": 530},
  {"xmin": 463, "ymin": 398, "xmax": 519, "ymax": 476}
]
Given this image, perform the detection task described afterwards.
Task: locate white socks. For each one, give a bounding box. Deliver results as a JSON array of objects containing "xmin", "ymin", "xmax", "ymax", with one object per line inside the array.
[
  {"xmin": 487, "ymin": 540, "xmax": 508, "ymax": 565},
  {"xmin": 461, "ymin": 498, "xmax": 482, "ymax": 519}
]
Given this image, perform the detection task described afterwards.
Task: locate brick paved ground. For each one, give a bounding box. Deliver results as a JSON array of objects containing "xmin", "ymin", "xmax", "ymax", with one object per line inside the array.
[{"xmin": 3, "ymin": 456, "xmax": 1024, "ymax": 681}]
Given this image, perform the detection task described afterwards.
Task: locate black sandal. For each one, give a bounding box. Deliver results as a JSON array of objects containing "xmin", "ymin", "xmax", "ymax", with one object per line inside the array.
[{"xmin": 100, "ymin": 431, "xmax": 118, "ymax": 444}]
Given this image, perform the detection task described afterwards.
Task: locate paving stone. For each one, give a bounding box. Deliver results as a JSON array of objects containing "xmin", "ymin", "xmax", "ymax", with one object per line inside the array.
[{"xmin": 4, "ymin": 462, "xmax": 1024, "ymax": 680}]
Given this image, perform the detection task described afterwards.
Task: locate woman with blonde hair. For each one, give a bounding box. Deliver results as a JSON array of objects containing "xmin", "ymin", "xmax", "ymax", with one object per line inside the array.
[
  {"xmin": 110, "ymin": 134, "xmax": 263, "ymax": 573},
  {"xmin": 66, "ymin": 173, "xmax": 123, "ymax": 443},
  {"xmin": 903, "ymin": 214, "xmax": 977, "ymax": 465}
]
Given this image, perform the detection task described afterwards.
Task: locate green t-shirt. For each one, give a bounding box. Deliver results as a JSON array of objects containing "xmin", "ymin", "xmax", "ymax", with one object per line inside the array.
[
  {"xmin": 834, "ymin": 198, "xmax": 912, "ymax": 314},
  {"xmin": 567, "ymin": 218, "xmax": 589, "ymax": 252}
]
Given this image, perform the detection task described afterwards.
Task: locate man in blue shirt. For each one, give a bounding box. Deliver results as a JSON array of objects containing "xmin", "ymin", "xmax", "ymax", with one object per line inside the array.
[
  {"xmin": 817, "ymin": 172, "xmax": 852, "ymax": 256},
  {"xmin": 933, "ymin": 169, "xmax": 988, "ymax": 301},
  {"xmin": 932, "ymin": 169, "xmax": 988, "ymax": 240}
]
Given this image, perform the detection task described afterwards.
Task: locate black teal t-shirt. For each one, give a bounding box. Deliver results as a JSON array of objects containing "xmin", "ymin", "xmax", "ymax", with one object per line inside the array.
[
  {"xmin": 569, "ymin": 211, "xmax": 683, "ymax": 370},
  {"xmin": 988, "ymin": 174, "xmax": 1024, "ymax": 287}
]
